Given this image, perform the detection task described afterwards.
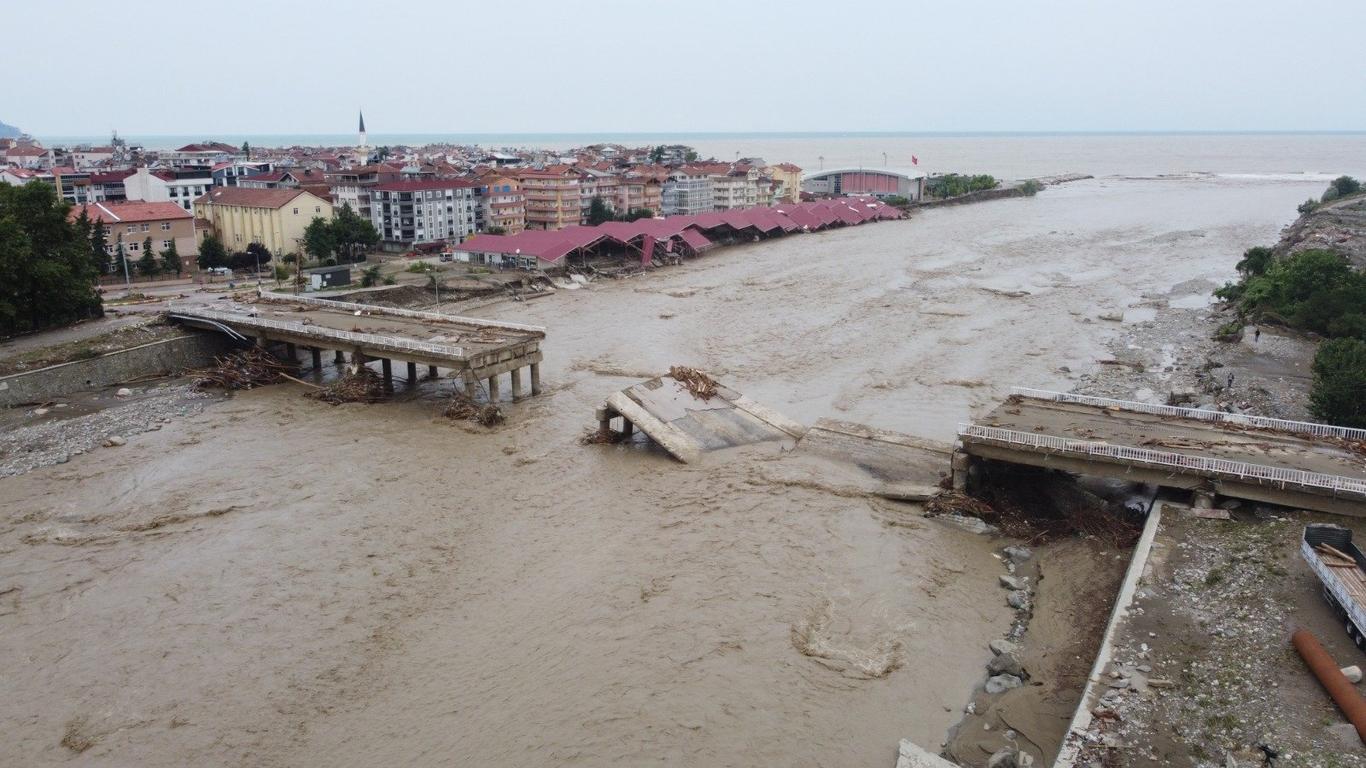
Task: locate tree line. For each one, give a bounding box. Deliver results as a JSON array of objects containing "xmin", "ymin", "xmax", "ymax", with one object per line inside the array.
[{"xmin": 0, "ymin": 182, "xmax": 104, "ymax": 336}]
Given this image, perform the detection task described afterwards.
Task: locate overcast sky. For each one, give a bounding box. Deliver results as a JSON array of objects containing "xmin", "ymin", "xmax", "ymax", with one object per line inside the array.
[{"xmin": 6, "ymin": 0, "xmax": 1365, "ymax": 136}]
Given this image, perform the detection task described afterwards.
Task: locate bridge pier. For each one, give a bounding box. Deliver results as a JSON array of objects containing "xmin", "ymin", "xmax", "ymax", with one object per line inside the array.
[
  {"xmin": 334, "ymin": 350, "xmax": 345, "ymax": 366},
  {"xmin": 381, "ymin": 358, "xmax": 393, "ymax": 390},
  {"xmin": 951, "ymin": 450, "xmax": 973, "ymax": 492},
  {"xmin": 530, "ymin": 362, "xmax": 542, "ymax": 395},
  {"xmin": 407, "ymin": 361, "xmax": 418, "ymax": 385},
  {"xmin": 510, "ymin": 367, "xmax": 523, "ymax": 400},
  {"xmin": 487, "ymin": 374, "xmax": 500, "ymax": 402},
  {"xmin": 428, "ymin": 365, "xmax": 438, "ymax": 379},
  {"xmin": 285, "ymin": 342, "xmax": 297, "ymax": 361},
  {"xmin": 310, "ymin": 347, "xmax": 322, "ymax": 370}
]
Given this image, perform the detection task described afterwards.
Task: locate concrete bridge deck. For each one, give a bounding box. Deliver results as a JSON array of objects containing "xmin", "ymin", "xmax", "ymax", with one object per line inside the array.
[
  {"xmin": 167, "ymin": 292, "xmax": 546, "ymax": 398},
  {"xmin": 957, "ymin": 389, "xmax": 1366, "ymax": 516}
]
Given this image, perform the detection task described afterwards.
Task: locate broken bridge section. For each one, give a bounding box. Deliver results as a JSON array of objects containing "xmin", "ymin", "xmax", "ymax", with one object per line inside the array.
[
  {"xmin": 167, "ymin": 292, "xmax": 546, "ymax": 398},
  {"xmin": 957, "ymin": 388, "xmax": 1366, "ymax": 516}
]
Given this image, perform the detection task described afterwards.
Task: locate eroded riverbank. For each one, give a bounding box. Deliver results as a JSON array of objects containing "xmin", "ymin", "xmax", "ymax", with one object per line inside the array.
[{"xmin": 0, "ymin": 174, "xmax": 1327, "ymax": 766}]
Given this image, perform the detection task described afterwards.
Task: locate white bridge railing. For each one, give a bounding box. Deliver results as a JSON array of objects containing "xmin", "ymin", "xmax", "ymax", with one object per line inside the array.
[
  {"xmin": 958, "ymin": 423, "xmax": 1366, "ymax": 497},
  {"xmin": 169, "ymin": 307, "xmax": 468, "ymax": 359},
  {"xmin": 1012, "ymin": 387, "xmax": 1366, "ymax": 442},
  {"xmin": 258, "ymin": 291, "xmax": 545, "ymax": 335}
]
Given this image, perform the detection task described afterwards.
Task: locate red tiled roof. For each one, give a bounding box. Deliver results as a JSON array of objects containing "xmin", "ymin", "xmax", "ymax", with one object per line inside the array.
[
  {"xmin": 90, "ymin": 169, "xmax": 135, "ymax": 184},
  {"xmin": 69, "ymin": 200, "xmax": 192, "ymax": 224},
  {"xmin": 195, "ymin": 187, "xmax": 319, "ymax": 208}
]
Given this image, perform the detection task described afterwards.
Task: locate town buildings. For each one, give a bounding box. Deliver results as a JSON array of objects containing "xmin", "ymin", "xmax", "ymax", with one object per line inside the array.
[
  {"xmin": 328, "ymin": 164, "xmax": 402, "ymax": 223},
  {"xmin": 518, "ymin": 166, "xmax": 581, "ymax": 230},
  {"xmin": 124, "ymin": 167, "xmax": 214, "ymax": 213},
  {"xmin": 162, "ymin": 142, "xmax": 240, "ymax": 168},
  {"xmin": 69, "ymin": 200, "xmax": 197, "ymax": 271},
  {"xmin": 193, "ymin": 187, "xmax": 332, "ymax": 256},
  {"xmin": 710, "ymin": 163, "xmax": 760, "ymax": 210},
  {"xmin": 368, "ymin": 179, "xmax": 478, "ymax": 249},
  {"xmin": 475, "ymin": 172, "xmax": 526, "ymax": 235},
  {"xmin": 662, "ymin": 166, "xmax": 715, "ymax": 215},
  {"xmin": 767, "ymin": 163, "xmax": 803, "ymax": 204}
]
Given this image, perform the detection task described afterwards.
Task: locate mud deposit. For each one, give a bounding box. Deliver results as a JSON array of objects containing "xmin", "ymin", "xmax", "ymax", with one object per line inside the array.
[{"xmin": 0, "ymin": 175, "xmax": 1325, "ymax": 766}]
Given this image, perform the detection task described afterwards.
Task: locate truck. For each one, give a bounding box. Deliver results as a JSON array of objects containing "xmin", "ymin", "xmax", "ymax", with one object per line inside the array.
[{"xmin": 1303, "ymin": 524, "xmax": 1366, "ymax": 650}]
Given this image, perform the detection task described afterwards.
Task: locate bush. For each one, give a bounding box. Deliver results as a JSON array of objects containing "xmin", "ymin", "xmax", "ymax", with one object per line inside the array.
[
  {"xmin": 1310, "ymin": 338, "xmax": 1366, "ymax": 427},
  {"xmin": 405, "ymin": 261, "xmax": 435, "ymax": 273},
  {"xmin": 360, "ymin": 265, "xmax": 382, "ymax": 287},
  {"xmin": 1331, "ymin": 175, "xmax": 1361, "ymax": 197},
  {"xmin": 1322, "ymin": 186, "xmax": 1341, "ymax": 203},
  {"xmin": 1297, "ymin": 198, "xmax": 1319, "ymax": 215},
  {"xmin": 1235, "ymin": 246, "xmax": 1273, "ymax": 277},
  {"xmin": 882, "ymin": 195, "xmax": 912, "ymax": 207}
]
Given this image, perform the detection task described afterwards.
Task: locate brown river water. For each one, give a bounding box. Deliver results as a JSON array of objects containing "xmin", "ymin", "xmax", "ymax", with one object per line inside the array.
[{"xmin": 0, "ymin": 175, "xmax": 1326, "ymax": 766}]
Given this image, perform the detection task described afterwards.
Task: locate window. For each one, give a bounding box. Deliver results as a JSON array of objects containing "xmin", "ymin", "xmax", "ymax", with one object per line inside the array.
[
  {"xmin": 293, "ymin": 208, "xmax": 299, "ymax": 215},
  {"xmin": 141, "ymin": 223, "xmax": 150, "ymax": 232},
  {"xmin": 314, "ymin": 206, "xmax": 320, "ymax": 213},
  {"xmin": 162, "ymin": 239, "xmax": 172, "ymax": 249},
  {"xmin": 128, "ymin": 242, "xmax": 139, "ymax": 251},
  {"xmin": 161, "ymin": 222, "xmax": 171, "ymax": 231}
]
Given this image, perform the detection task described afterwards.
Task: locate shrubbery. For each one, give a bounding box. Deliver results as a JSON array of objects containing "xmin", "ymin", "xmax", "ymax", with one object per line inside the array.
[
  {"xmin": 1310, "ymin": 338, "xmax": 1366, "ymax": 427},
  {"xmin": 927, "ymin": 173, "xmax": 998, "ymax": 198}
]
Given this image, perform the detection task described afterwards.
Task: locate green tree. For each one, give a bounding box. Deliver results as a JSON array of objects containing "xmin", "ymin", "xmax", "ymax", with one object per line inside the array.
[
  {"xmin": 241, "ymin": 141, "xmax": 251, "ymax": 158},
  {"xmin": 1235, "ymin": 246, "xmax": 1273, "ymax": 277},
  {"xmin": 684, "ymin": 149, "xmax": 698, "ymax": 162},
  {"xmin": 650, "ymin": 146, "xmax": 665, "ymax": 164},
  {"xmin": 87, "ymin": 214, "xmax": 110, "ymax": 273},
  {"xmin": 134, "ymin": 236, "xmax": 159, "ymax": 277},
  {"xmin": 1310, "ymin": 338, "xmax": 1366, "ymax": 427},
  {"xmin": 0, "ymin": 181, "xmax": 103, "ymax": 336},
  {"xmin": 1330, "ymin": 175, "xmax": 1361, "ymax": 198},
  {"xmin": 620, "ymin": 207, "xmax": 654, "ymax": 222},
  {"xmin": 331, "ymin": 203, "xmax": 379, "ymax": 262},
  {"xmin": 587, "ymin": 195, "xmax": 614, "ymax": 226},
  {"xmin": 160, "ymin": 240, "xmax": 182, "ymax": 276},
  {"xmin": 245, "ymin": 242, "xmax": 272, "ymax": 272},
  {"xmin": 361, "ymin": 265, "xmax": 383, "ymax": 287},
  {"xmin": 198, "ymin": 233, "xmax": 228, "ymax": 270},
  {"xmin": 303, "ymin": 216, "xmax": 336, "ymax": 261}
]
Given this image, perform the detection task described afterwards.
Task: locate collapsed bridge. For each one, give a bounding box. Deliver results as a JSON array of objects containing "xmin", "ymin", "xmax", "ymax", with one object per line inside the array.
[
  {"xmin": 956, "ymin": 388, "xmax": 1366, "ymax": 516},
  {"xmin": 167, "ymin": 292, "xmax": 545, "ymax": 399}
]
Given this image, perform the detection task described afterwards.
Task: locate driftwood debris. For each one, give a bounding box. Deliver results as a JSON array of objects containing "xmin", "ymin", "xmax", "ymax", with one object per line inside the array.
[
  {"xmin": 668, "ymin": 365, "xmax": 718, "ymax": 401},
  {"xmin": 307, "ymin": 369, "xmax": 387, "ymax": 405},
  {"xmin": 443, "ymin": 391, "xmax": 504, "ymax": 427},
  {"xmin": 190, "ymin": 348, "xmax": 292, "ymax": 391}
]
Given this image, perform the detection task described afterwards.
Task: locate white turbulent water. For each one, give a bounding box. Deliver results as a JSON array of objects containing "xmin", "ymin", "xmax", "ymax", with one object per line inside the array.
[{"xmin": 0, "ymin": 172, "xmax": 1330, "ymax": 766}]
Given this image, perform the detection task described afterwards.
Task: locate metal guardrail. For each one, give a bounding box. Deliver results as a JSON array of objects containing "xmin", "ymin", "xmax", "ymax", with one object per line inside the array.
[
  {"xmin": 258, "ymin": 291, "xmax": 546, "ymax": 335},
  {"xmin": 958, "ymin": 423, "xmax": 1366, "ymax": 497},
  {"xmin": 1012, "ymin": 387, "xmax": 1366, "ymax": 442},
  {"xmin": 169, "ymin": 308, "xmax": 468, "ymax": 359}
]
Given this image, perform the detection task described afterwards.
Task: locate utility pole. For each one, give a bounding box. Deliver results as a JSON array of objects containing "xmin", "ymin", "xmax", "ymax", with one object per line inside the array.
[{"xmin": 117, "ymin": 234, "xmax": 130, "ymax": 293}]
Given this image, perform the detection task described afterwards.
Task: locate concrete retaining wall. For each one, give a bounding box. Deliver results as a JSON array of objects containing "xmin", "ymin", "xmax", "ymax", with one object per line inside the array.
[{"xmin": 0, "ymin": 333, "xmax": 233, "ymax": 406}]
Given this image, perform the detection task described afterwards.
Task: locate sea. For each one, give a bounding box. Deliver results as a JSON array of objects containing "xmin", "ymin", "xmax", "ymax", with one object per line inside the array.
[{"xmin": 33, "ymin": 131, "xmax": 1366, "ymax": 181}]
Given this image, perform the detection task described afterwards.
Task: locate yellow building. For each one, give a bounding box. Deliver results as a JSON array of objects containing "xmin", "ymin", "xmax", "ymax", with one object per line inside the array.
[
  {"xmin": 767, "ymin": 162, "xmax": 804, "ymax": 204},
  {"xmin": 193, "ymin": 187, "xmax": 333, "ymax": 256}
]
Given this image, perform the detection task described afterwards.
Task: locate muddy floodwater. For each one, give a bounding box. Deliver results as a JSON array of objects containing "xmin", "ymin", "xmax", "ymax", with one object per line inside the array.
[{"xmin": 0, "ymin": 176, "xmax": 1325, "ymax": 766}]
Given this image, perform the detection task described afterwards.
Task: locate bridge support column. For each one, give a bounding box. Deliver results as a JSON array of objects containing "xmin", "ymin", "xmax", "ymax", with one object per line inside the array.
[
  {"xmin": 510, "ymin": 368, "xmax": 523, "ymax": 400},
  {"xmin": 285, "ymin": 342, "xmax": 297, "ymax": 361},
  {"xmin": 622, "ymin": 419, "xmax": 634, "ymax": 438},
  {"xmin": 951, "ymin": 451, "xmax": 973, "ymax": 492},
  {"xmin": 463, "ymin": 371, "xmax": 478, "ymax": 397},
  {"xmin": 530, "ymin": 362, "xmax": 542, "ymax": 396},
  {"xmin": 407, "ymin": 361, "xmax": 418, "ymax": 385},
  {"xmin": 381, "ymin": 358, "xmax": 393, "ymax": 390},
  {"xmin": 351, "ymin": 348, "xmax": 367, "ymax": 374},
  {"xmin": 487, "ymin": 374, "xmax": 500, "ymax": 402},
  {"xmin": 596, "ymin": 406, "xmax": 613, "ymax": 438},
  {"xmin": 428, "ymin": 365, "xmax": 438, "ymax": 379},
  {"xmin": 334, "ymin": 350, "xmax": 345, "ymax": 365},
  {"xmin": 256, "ymin": 332, "xmax": 269, "ymax": 349},
  {"xmin": 1192, "ymin": 488, "xmax": 1216, "ymax": 510},
  {"xmin": 310, "ymin": 347, "xmax": 322, "ymax": 370}
]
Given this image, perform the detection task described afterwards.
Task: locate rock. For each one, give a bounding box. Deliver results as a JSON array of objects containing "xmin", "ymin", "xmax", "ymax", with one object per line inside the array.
[
  {"xmin": 987, "ymin": 747, "xmax": 1035, "ymax": 768},
  {"xmin": 104, "ymin": 435, "xmax": 126, "ymax": 447},
  {"xmin": 1003, "ymin": 545, "xmax": 1032, "ymax": 563},
  {"xmin": 999, "ymin": 574, "xmax": 1023, "ymax": 590},
  {"xmin": 33, "ymin": 408, "xmax": 49, "ymax": 416},
  {"xmin": 985, "ymin": 674, "xmax": 1023, "ymax": 694},
  {"xmin": 115, "ymin": 388, "xmax": 133, "ymax": 397},
  {"xmin": 933, "ymin": 515, "xmax": 999, "ymax": 535},
  {"xmin": 1007, "ymin": 590, "xmax": 1030, "ymax": 609},
  {"xmin": 989, "ymin": 638, "xmax": 1020, "ymax": 656},
  {"xmin": 988, "ymin": 652, "xmax": 1026, "ymax": 678},
  {"xmin": 1342, "ymin": 665, "xmax": 1363, "ymax": 684},
  {"xmin": 1325, "ymin": 722, "xmax": 1366, "ymax": 752}
]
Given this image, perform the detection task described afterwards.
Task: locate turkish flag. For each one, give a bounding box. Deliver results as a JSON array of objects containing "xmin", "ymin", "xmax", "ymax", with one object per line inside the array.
[{"xmin": 912, "ymin": 155, "xmax": 919, "ymax": 166}]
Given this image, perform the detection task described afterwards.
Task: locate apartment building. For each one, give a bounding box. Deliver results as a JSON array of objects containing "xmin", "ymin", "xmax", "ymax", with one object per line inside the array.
[
  {"xmin": 767, "ymin": 162, "xmax": 803, "ymax": 204},
  {"xmin": 615, "ymin": 169, "xmax": 664, "ymax": 216},
  {"xmin": 475, "ymin": 172, "xmax": 526, "ymax": 234},
  {"xmin": 88, "ymin": 169, "xmax": 134, "ymax": 201},
  {"xmin": 328, "ymin": 164, "xmax": 402, "ymax": 222},
  {"xmin": 711, "ymin": 163, "xmax": 760, "ymax": 210},
  {"xmin": 162, "ymin": 142, "xmax": 239, "ymax": 168},
  {"xmin": 70, "ymin": 200, "xmax": 197, "ymax": 271},
  {"xmin": 194, "ymin": 187, "xmax": 332, "ymax": 256},
  {"xmin": 49, "ymin": 167, "xmax": 95, "ymax": 204},
  {"xmin": 578, "ymin": 168, "xmax": 620, "ymax": 222},
  {"xmin": 124, "ymin": 167, "xmax": 214, "ymax": 213},
  {"xmin": 517, "ymin": 166, "xmax": 581, "ymax": 230},
  {"xmin": 661, "ymin": 165, "xmax": 714, "ymax": 215},
  {"xmin": 369, "ymin": 179, "xmax": 479, "ymax": 248}
]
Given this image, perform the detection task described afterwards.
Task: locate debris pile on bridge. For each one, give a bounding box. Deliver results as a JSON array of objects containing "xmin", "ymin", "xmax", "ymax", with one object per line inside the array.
[
  {"xmin": 443, "ymin": 391, "xmax": 504, "ymax": 427},
  {"xmin": 307, "ymin": 369, "xmax": 387, "ymax": 405},
  {"xmin": 190, "ymin": 348, "xmax": 293, "ymax": 391},
  {"xmin": 668, "ymin": 365, "xmax": 718, "ymax": 401}
]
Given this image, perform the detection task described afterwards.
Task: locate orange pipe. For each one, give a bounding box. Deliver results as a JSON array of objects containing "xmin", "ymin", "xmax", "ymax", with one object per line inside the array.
[{"xmin": 1293, "ymin": 628, "xmax": 1366, "ymax": 743}]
